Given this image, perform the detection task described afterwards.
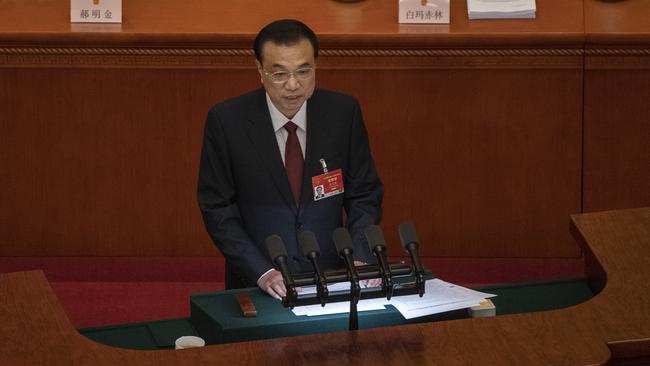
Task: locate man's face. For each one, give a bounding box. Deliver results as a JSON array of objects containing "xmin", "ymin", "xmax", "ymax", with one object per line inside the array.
[{"xmin": 256, "ymin": 38, "xmax": 316, "ymax": 119}]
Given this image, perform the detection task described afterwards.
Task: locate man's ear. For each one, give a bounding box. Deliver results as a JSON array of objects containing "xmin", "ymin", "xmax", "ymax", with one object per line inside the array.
[{"xmin": 255, "ymin": 60, "xmax": 264, "ymax": 84}]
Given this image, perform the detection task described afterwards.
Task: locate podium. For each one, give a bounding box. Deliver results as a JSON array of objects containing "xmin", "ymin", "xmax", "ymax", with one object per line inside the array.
[
  {"xmin": 189, "ymin": 285, "xmax": 468, "ymax": 345},
  {"xmin": 78, "ymin": 277, "xmax": 593, "ymax": 349}
]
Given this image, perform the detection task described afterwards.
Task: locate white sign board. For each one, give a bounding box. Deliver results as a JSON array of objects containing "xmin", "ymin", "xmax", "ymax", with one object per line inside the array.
[
  {"xmin": 399, "ymin": 0, "xmax": 450, "ymax": 24},
  {"xmin": 71, "ymin": 0, "xmax": 122, "ymax": 23}
]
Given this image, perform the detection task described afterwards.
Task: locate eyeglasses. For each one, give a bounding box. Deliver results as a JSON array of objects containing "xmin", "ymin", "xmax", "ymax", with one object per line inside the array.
[{"xmin": 263, "ymin": 67, "xmax": 315, "ymax": 84}]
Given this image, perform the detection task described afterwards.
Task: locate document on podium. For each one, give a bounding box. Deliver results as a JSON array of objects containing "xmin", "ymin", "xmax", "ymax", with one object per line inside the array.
[
  {"xmin": 467, "ymin": 0, "xmax": 536, "ymax": 19},
  {"xmin": 292, "ymin": 279, "xmax": 496, "ymax": 319},
  {"xmin": 390, "ymin": 279, "xmax": 495, "ymax": 319},
  {"xmin": 293, "ymin": 282, "xmax": 387, "ymax": 316}
]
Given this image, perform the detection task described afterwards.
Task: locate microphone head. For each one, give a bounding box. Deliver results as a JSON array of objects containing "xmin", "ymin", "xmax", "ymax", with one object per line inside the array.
[
  {"xmin": 398, "ymin": 222, "xmax": 419, "ymax": 250},
  {"xmin": 364, "ymin": 225, "xmax": 386, "ymax": 251},
  {"xmin": 299, "ymin": 231, "xmax": 321, "ymax": 258},
  {"xmin": 332, "ymin": 227, "xmax": 354, "ymax": 255},
  {"xmin": 265, "ymin": 234, "xmax": 288, "ymax": 260}
]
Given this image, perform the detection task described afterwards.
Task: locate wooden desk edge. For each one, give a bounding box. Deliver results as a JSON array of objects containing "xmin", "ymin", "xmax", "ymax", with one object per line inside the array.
[{"xmin": 2, "ymin": 207, "xmax": 650, "ymax": 365}]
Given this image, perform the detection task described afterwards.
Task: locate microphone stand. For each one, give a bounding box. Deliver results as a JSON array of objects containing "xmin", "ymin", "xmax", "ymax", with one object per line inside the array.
[
  {"xmin": 281, "ymin": 263, "xmax": 424, "ymax": 331},
  {"xmin": 341, "ymin": 255, "xmax": 361, "ymax": 331},
  {"xmin": 271, "ymin": 224, "xmax": 429, "ymax": 332},
  {"xmin": 375, "ymin": 245, "xmax": 394, "ymax": 300},
  {"xmin": 299, "ymin": 231, "xmax": 329, "ymax": 306},
  {"xmin": 364, "ymin": 225, "xmax": 394, "ymax": 300},
  {"xmin": 399, "ymin": 222, "xmax": 426, "ymax": 297}
]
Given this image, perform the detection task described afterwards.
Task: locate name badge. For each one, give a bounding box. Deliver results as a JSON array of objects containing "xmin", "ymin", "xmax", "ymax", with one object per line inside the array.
[
  {"xmin": 399, "ymin": 0, "xmax": 450, "ymax": 24},
  {"xmin": 71, "ymin": 0, "xmax": 122, "ymax": 23},
  {"xmin": 312, "ymin": 168, "xmax": 344, "ymax": 201}
]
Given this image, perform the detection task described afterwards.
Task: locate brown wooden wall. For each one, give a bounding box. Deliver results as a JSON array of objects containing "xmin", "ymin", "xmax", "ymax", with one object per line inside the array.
[
  {"xmin": 0, "ymin": 65, "xmax": 584, "ymax": 258},
  {"xmin": 584, "ymin": 69, "xmax": 650, "ymax": 213},
  {"xmin": 0, "ymin": 0, "xmax": 647, "ymax": 259},
  {"xmin": 0, "ymin": 68, "xmax": 259, "ymax": 257},
  {"xmin": 320, "ymin": 69, "xmax": 583, "ymax": 258},
  {"xmin": 583, "ymin": 1, "xmax": 650, "ymax": 214}
]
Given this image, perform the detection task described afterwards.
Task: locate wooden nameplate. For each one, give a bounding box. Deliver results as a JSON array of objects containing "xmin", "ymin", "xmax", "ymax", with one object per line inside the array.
[{"xmin": 236, "ymin": 293, "xmax": 257, "ymax": 317}]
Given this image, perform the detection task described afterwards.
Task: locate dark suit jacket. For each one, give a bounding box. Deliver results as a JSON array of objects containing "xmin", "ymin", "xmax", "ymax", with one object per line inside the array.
[{"xmin": 198, "ymin": 88, "xmax": 383, "ymax": 289}]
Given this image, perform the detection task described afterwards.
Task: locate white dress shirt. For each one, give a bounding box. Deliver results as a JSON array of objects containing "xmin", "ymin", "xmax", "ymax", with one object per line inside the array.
[
  {"xmin": 257, "ymin": 94, "xmax": 308, "ymax": 285},
  {"xmin": 266, "ymin": 93, "xmax": 307, "ymax": 164}
]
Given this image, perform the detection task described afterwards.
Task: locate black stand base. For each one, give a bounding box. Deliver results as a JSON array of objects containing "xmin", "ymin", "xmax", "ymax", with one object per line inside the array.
[{"xmin": 349, "ymin": 298, "xmax": 358, "ymax": 331}]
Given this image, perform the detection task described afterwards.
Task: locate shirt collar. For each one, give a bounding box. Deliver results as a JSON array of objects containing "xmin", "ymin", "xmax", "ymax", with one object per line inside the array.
[{"xmin": 266, "ymin": 93, "xmax": 307, "ymax": 133}]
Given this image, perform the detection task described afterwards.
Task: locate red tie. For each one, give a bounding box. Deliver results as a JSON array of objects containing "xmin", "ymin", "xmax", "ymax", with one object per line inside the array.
[{"xmin": 284, "ymin": 121, "xmax": 303, "ymax": 206}]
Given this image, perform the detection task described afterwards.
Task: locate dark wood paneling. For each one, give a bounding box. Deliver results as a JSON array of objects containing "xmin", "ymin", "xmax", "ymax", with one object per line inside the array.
[
  {"xmin": 583, "ymin": 69, "xmax": 650, "ymax": 212},
  {"xmin": 0, "ymin": 0, "xmax": 588, "ymax": 258},
  {"xmin": 0, "ymin": 68, "xmax": 259, "ymax": 256},
  {"xmin": 583, "ymin": 0, "xmax": 650, "ymax": 213},
  {"xmin": 320, "ymin": 69, "xmax": 582, "ymax": 257},
  {"xmin": 0, "ymin": 65, "xmax": 583, "ymax": 258}
]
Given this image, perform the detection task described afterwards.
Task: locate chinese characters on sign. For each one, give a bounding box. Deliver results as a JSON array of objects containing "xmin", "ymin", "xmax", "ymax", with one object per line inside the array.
[
  {"xmin": 405, "ymin": 9, "xmax": 445, "ymax": 20},
  {"xmin": 71, "ymin": 0, "xmax": 122, "ymax": 23},
  {"xmin": 399, "ymin": 0, "xmax": 450, "ymax": 24},
  {"xmin": 78, "ymin": 9, "xmax": 113, "ymax": 20}
]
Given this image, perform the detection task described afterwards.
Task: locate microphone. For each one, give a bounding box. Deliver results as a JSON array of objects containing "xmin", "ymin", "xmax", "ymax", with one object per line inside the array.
[
  {"xmin": 398, "ymin": 222, "xmax": 425, "ymax": 296},
  {"xmin": 332, "ymin": 227, "xmax": 360, "ymax": 303},
  {"xmin": 265, "ymin": 235, "xmax": 297, "ymax": 305},
  {"xmin": 364, "ymin": 225, "xmax": 393, "ymax": 300},
  {"xmin": 299, "ymin": 231, "xmax": 329, "ymax": 306}
]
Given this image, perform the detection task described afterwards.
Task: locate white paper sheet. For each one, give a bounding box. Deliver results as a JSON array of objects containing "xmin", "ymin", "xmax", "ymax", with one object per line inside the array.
[
  {"xmin": 291, "ymin": 279, "xmax": 497, "ymax": 319},
  {"xmin": 467, "ymin": 0, "xmax": 536, "ymax": 19},
  {"xmin": 292, "ymin": 298, "xmax": 387, "ymax": 316},
  {"xmin": 300, "ymin": 282, "xmax": 351, "ymax": 296}
]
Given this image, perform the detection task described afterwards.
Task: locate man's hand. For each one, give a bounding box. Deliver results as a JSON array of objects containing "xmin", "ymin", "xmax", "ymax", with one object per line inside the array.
[
  {"xmin": 257, "ymin": 270, "xmax": 303, "ymax": 299},
  {"xmin": 257, "ymin": 269, "xmax": 286, "ymax": 300},
  {"xmin": 354, "ymin": 261, "xmax": 382, "ymax": 288}
]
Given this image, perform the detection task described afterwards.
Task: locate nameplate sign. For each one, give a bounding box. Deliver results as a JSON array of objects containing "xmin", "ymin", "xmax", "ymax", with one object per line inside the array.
[
  {"xmin": 399, "ymin": 0, "xmax": 450, "ymax": 24},
  {"xmin": 71, "ymin": 0, "xmax": 122, "ymax": 23}
]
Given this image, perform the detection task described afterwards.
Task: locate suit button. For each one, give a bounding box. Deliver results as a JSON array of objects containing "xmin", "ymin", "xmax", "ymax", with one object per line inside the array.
[
  {"xmin": 292, "ymin": 256, "xmax": 300, "ymax": 263},
  {"xmin": 296, "ymin": 222, "xmax": 303, "ymax": 230}
]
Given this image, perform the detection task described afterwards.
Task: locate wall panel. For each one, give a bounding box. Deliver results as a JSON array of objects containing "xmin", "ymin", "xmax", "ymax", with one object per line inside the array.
[
  {"xmin": 0, "ymin": 0, "xmax": 592, "ymax": 259},
  {"xmin": 320, "ymin": 69, "xmax": 582, "ymax": 257},
  {"xmin": 0, "ymin": 65, "xmax": 583, "ymax": 257},
  {"xmin": 0, "ymin": 68, "xmax": 258, "ymax": 256},
  {"xmin": 583, "ymin": 69, "xmax": 650, "ymax": 212}
]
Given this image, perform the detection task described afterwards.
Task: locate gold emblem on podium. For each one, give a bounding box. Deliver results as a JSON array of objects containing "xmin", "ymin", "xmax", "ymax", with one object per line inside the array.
[
  {"xmin": 93, "ymin": 0, "xmax": 99, "ymax": 5},
  {"xmin": 421, "ymin": 0, "xmax": 427, "ymax": 5}
]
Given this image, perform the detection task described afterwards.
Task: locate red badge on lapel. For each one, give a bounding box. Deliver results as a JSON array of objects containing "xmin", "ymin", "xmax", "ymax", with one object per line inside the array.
[{"xmin": 312, "ymin": 168, "xmax": 344, "ymax": 201}]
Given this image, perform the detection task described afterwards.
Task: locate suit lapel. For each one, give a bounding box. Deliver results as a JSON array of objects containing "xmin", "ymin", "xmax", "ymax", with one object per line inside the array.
[
  {"xmin": 301, "ymin": 90, "xmax": 329, "ymax": 210},
  {"xmin": 244, "ymin": 89, "xmax": 297, "ymax": 214}
]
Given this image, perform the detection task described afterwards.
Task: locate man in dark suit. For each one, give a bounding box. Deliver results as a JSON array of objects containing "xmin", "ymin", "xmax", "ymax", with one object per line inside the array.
[{"xmin": 197, "ymin": 19, "xmax": 383, "ymax": 299}]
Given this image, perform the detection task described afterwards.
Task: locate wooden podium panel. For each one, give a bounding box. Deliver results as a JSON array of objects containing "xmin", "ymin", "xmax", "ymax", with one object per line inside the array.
[
  {"xmin": 320, "ymin": 68, "xmax": 582, "ymax": 257},
  {"xmin": 2, "ymin": 208, "xmax": 650, "ymax": 365},
  {"xmin": 0, "ymin": 68, "xmax": 258, "ymax": 256},
  {"xmin": 583, "ymin": 1, "xmax": 650, "ymax": 213},
  {"xmin": 0, "ymin": 0, "xmax": 583, "ymax": 46},
  {"xmin": 583, "ymin": 69, "xmax": 650, "ymax": 213},
  {"xmin": 1, "ymin": 0, "xmax": 584, "ymax": 259}
]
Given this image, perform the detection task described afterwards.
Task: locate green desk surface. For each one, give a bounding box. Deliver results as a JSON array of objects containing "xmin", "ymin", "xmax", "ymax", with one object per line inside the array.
[
  {"xmin": 477, "ymin": 278, "xmax": 594, "ymax": 315},
  {"xmin": 190, "ymin": 287, "xmax": 467, "ymax": 345},
  {"xmin": 80, "ymin": 278, "xmax": 593, "ymax": 350},
  {"xmin": 80, "ymin": 318, "xmax": 199, "ymax": 350}
]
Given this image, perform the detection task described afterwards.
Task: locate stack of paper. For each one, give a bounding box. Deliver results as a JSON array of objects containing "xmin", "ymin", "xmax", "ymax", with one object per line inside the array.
[
  {"xmin": 293, "ymin": 282, "xmax": 387, "ymax": 316},
  {"xmin": 467, "ymin": 0, "xmax": 536, "ymax": 19},
  {"xmin": 292, "ymin": 279, "xmax": 496, "ymax": 319},
  {"xmin": 389, "ymin": 279, "xmax": 496, "ymax": 319}
]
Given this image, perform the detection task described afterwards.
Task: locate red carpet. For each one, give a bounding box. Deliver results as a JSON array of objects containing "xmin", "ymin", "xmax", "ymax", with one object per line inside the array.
[{"xmin": 51, "ymin": 281, "xmax": 224, "ymax": 328}]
